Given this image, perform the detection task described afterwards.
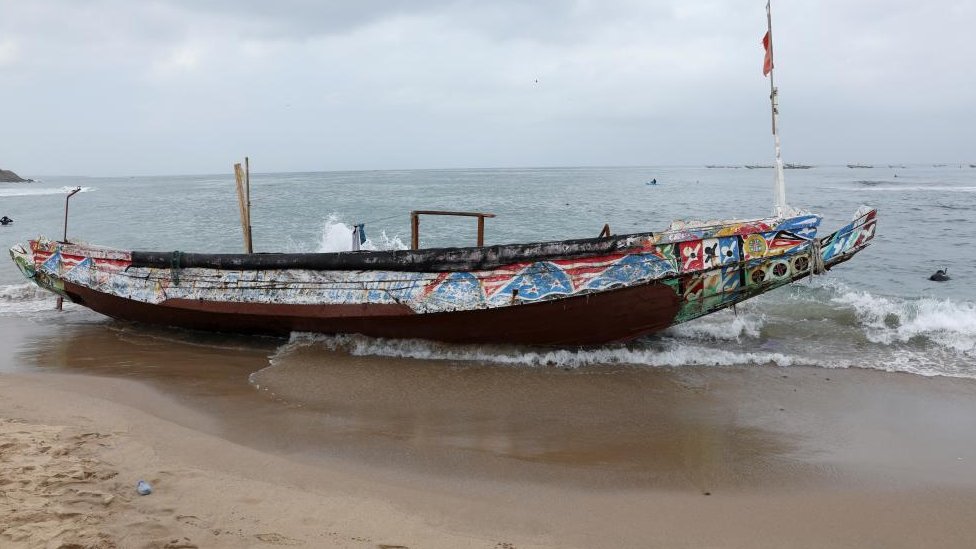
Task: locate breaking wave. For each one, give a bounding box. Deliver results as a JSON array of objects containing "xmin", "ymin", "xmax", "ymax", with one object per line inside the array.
[
  {"xmin": 665, "ymin": 308, "xmax": 765, "ymax": 341},
  {"xmin": 831, "ymin": 289, "xmax": 976, "ymax": 356},
  {"xmin": 0, "ymin": 186, "xmax": 96, "ymax": 198},
  {"xmin": 0, "ymin": 283, "xmax": 57, "ymax": 316},
  {"xmin": 316, "ymin": 214, "xmax": 407, "ymax": 252},
  {"xmin": 274, "ymin": 332, "xmax": 811, "ymax": 369},
  {"xmin": 849, "ymin": 185, "xmax": 976, "ymax": 193},
  {"xmin": 267, "ymin": 280, "xmax": 976, "ymax": 379}
]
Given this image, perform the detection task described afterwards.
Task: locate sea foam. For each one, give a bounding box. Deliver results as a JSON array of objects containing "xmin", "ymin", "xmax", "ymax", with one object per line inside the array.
[
  {"xmin": 832, "ymin": 289, "xmax": 976, "ymax": 355},
  {"xmin": 666, "ymin": 308, "xmax": 765, "ymax": 341},
  {"xmin": 276, "ymin": 332, "xmax": 809, "ymax": 369},
  {"xmin": 0, "ymin": 283, "xmax": 57, "ymax": 316},
  {"xmin": 0, "ymin": 186, "xmax": 96, "ymax": 198},
  {"xmin": 316, "ymin": 214, "xmax": 407, "ymax": 253}
]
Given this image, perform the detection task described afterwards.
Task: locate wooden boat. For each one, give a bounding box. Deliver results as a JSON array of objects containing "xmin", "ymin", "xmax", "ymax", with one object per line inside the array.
[
  {"xmin": 6, "ymin": 1, "xmax": 878, "ymax": 346},
  {"xmin": 9, "ymin": 209, "xmax": 876, "ymax": 345}
]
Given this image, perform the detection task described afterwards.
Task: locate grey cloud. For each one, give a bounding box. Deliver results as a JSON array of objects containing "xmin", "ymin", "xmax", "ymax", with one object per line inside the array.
[
  {"xmin": 160, "ymin": 0, "xmax": 677, "ymax": 43},
  {"xmin": 0, "ymin": 0, "xmax": 973, "ymax": 176}
]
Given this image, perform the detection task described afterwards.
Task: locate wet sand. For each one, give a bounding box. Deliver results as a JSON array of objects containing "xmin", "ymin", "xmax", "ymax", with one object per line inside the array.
[{"xmin": 3, "ymin": 312, "xmax": 976, "ymax": 548}]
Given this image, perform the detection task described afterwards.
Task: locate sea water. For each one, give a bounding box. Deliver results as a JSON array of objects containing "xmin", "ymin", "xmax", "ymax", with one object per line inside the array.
[{"xmin": 1, "ymin": 165, "xmax": 974, "ymax": 379}]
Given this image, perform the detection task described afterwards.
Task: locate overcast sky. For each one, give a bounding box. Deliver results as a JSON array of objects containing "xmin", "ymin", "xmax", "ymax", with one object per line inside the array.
[{"xmin": 1, "ymin": 0, "xmax": 974, "ymax": 176}]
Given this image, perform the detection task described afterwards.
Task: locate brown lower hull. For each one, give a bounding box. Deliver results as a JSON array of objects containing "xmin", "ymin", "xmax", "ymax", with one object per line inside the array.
[{"xmin": 63, "ymin": 281, "xmax": 681, "ymax": 346}]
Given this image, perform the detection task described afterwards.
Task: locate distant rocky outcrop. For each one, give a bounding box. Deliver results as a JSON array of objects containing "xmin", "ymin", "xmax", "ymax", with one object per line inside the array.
[{"xmin": 0, "ymin": 168, "xmax": 31, "ymax": 182}]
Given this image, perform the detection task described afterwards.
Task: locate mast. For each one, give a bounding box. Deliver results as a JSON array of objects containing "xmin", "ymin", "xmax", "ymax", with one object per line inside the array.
[
  {"xmin": 766, "ymin": 0, "xmax": 789, "ymax": 217},
  {"xmin": 245, "ymin": 156, "xmax": 253, "ymax": 253},
  {"xmin": 233, "ymin": 159, "xmax": 253, "ymax": 253}
]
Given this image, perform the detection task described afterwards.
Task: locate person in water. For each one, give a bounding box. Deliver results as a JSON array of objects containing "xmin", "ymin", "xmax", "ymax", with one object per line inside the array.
[
  {"xmin": 929, "ymin": 268, "xmax": 950, "ymax": 282},
  {"xmin": 0, "ymin": 216, "xmax": 13, "ymax": 225}
]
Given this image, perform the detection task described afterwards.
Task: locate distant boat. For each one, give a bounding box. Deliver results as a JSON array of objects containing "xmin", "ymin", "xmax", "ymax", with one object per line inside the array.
[
  {"xmin": 888, "ymin": 164, "xmax": 907, "ymax": 169},
  {"xmin": 749, "ymin": 163, "xmax": 813, "ymax": 169},
  {"xmin": 705, "ymin": 165, "xmax": 741, "ymax": 169},
  {"xmin": 970, "ymin": 164, "xmax": 975, "ymax": 168},
  {"xmin": 847, "ymin": 164, "xmax": 873, "ymax": 169},
  {"xmin": 7, "ymin": 1, "xmax": 877, "ymax": 346}
]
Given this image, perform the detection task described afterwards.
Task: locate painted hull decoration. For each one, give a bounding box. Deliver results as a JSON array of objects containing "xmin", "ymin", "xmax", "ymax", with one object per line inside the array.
[{"xmin": 10, "ymin": 209, "xmax": 876, "ymax": 345}]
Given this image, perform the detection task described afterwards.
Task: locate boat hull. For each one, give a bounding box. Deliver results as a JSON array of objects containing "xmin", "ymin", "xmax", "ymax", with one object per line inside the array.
[
  {"xmin": 10, "ymin": 209, "xmax": 877, "ymax": 346},
  {"xmin": 61, "ymin": 279, "xmax": 681, "ymax": 345}
]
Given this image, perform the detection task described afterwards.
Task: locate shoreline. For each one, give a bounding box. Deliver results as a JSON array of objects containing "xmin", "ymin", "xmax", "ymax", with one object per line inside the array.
[{"xmin": 3, "ymin": 315, "xmax": 976, "ymax": 547}]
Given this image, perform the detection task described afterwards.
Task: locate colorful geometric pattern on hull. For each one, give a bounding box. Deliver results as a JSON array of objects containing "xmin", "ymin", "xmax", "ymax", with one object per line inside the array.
[{"xmin": 9, "ymin": 209, "xmax": 877, "ymax": 337}]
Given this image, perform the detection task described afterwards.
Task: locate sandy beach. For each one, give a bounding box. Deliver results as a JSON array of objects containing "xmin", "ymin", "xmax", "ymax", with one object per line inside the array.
[{"xmin": 3, "ymin": 313, "xmax": 976, "ymax": 548}]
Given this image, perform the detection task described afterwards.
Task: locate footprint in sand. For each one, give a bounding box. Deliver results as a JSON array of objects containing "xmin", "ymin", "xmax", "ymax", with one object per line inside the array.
[
  {"xmin": 75, "ymin": 432, "xmax": 110, "ymax": 440},
  {"xmin": 255, "ymin": 532, "xmax": 304, "ymax": 545},
  {"xmin": 176, "ymin": 514, "xmax": 210, "ymax": 529},
  {"xmin": 163, "ymin": 537, "xmax": 198, "ymax": 548}
]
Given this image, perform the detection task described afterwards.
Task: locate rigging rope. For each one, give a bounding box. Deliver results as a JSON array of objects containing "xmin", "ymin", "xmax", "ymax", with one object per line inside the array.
[{"xmin": 811, "ymin": 238, "xmax": 826, "ymax": 275}]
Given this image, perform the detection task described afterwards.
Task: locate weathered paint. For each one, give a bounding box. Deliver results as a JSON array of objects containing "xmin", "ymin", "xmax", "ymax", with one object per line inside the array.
[{"xmin": 9, "ymin": 209, "xmax": 877, "ymax": 343}]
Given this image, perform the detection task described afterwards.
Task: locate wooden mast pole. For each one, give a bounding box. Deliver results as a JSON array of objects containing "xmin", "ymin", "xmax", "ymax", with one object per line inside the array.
[
  {"xmin": 766, "ymin": 0, "xmax": 788, "ymax": 217},
  {"xmin": 245, "ymin": 157, "xmax": 253, "ymax": 253},
  {"xmin": 233, "ymin": 160, "xmax": 252, "ymax": 253}
]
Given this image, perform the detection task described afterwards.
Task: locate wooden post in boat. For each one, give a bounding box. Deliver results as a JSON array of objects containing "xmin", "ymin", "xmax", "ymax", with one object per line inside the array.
[
  {"xmin": 245, "ymin": 157, "xmax": 253, "ymax": 253},
  {"xmin": 410, "ymin": 210, "xmax": 496, "ymax": 250},
  {"xmin": 234, "ymin": 160, "xmax": 253, "ymax": 253},
  {"xmin": 411, "ymin": 212, "xmax": 420, "ymax": 250}
]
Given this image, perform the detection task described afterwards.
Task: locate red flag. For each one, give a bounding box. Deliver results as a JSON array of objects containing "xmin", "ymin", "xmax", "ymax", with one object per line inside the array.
[{"xmin": 761, "ymin": 31, "xmax": 773, "ymax": 76}]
